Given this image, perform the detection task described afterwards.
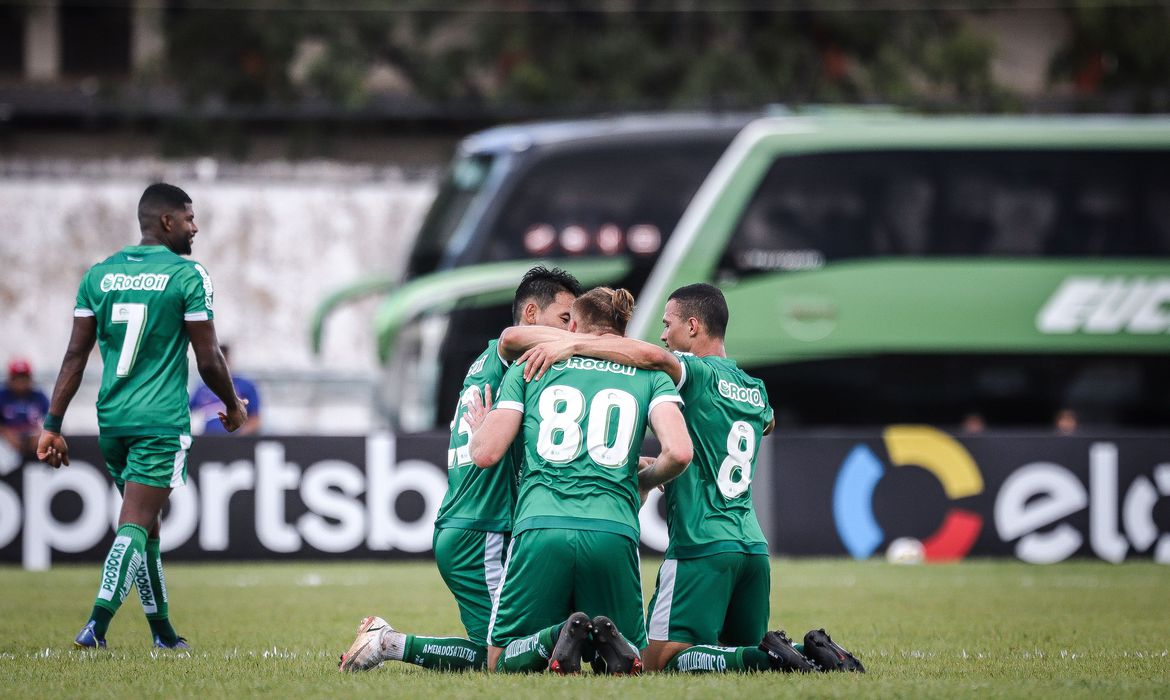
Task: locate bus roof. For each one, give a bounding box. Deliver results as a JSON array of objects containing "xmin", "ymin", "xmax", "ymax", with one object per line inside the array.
[
  {"xmin": 457, "ymin": 111, "xmax": 757, "ymax": 157},
  {"xmin": 737, "ymin": 112, "xmax": 1170, "ymax": 149}
]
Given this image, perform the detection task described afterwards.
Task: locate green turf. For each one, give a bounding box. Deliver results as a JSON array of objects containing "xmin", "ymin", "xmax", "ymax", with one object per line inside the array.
[{"xmin": 0, "ymin": 559, "xmax": 1166, "ymax": 699}]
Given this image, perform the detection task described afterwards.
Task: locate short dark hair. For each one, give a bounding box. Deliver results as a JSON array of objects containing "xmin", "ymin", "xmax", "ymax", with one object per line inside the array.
[
  {"xmin": 139, "ymin": 183, "xmax": 191, "ymax": 216},
  {"xmin": 512, "ymin": 266, "xmax": 583, "ymax": 323},
  {"xmin": 668, "ymin": 283, "xmax": 728, "ymax": 338}
]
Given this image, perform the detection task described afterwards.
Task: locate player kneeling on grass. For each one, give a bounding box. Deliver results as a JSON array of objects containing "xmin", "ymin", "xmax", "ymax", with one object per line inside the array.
[
  {"xmin": 469, "ymin": 287, "xmax": 692, "ymax": 674},
  {"xmin": 338, "ymin": 267, "xmax": 581, "ymax": 674},
  {"xmin": 508, "ymin": 283, "xmax": 865, "ymax": 674}
]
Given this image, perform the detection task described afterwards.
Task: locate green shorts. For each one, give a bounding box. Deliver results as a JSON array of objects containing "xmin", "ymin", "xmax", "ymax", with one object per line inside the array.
[
  {"xmin": 487, "ymin": 528, "xmax": 646, "ymax": 649},
  {"xmin": 99, "ymin": 434, "xmax": 193, "ymax": 490},
  {"xmin": 433, "ymin": 527, "xmax": 510, "ymax": 647},
  {"xmin": 645, "ymin": 553, "xmax": 770, "ymax": 646}
]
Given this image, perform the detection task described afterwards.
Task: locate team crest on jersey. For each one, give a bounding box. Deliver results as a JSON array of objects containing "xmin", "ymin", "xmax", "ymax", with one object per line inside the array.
[
  {"xmin": 718, "ymin": 378, "xmax": 765, "ymax": 408},
  {"xmin": 99, "ymin": 273, "xmax": 170, "ymax": 292},
  {"xmin": 193, "ymin": 263, "xmax": 214, "ymax": 310}
]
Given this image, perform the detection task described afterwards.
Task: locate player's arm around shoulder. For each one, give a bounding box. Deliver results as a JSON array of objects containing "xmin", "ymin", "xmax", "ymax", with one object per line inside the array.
[
  {"xmin": 498, "ymin": 325, "xmax": 576, "ymax": 362},
  {"xmin": 640, "ymin": 399, "xmax": 693, "ymax": 492}
]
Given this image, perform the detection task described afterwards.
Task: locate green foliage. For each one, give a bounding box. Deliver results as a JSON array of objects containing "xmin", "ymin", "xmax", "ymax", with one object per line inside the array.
[
  {"xmin": 1, "ymin": 559, "xmax": 1168, "ymax": 699},
  {"xmin": 1050, "ymin": 1, "xmax": 1170, "ymax": 111},
  {"xmin": 156, "ymin": 3, "xmax": 1014, "ymax": 114}
]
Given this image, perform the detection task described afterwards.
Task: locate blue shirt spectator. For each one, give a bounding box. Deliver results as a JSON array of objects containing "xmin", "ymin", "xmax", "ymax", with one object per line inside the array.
[
  {"xmin": 189, "ymin": 345, "xmax": 262, "ymax": 435},
  {"xmin": 1, "ymin": 358, "xmax": 50, "ymax": 457}
]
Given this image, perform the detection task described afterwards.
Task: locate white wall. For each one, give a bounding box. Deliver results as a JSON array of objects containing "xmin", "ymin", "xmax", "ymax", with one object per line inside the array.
[{"xmin": 0, "ymin": 160, "xmax": 437, "ymax": 434}]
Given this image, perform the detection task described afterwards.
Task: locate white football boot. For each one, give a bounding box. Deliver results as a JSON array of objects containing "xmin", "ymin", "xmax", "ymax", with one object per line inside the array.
[{"xmin": 339, "ymin": 616, "xmax": 392, "ymax": 672}]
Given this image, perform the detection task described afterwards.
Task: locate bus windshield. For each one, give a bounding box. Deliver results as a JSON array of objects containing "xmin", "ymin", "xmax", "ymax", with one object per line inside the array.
[{"xmin": 406, "ymin": 153, "xmax": 496, "ymax": 278}]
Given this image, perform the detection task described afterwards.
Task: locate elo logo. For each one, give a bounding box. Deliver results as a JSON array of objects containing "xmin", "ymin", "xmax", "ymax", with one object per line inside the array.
[{"xmin": 833, "ymin": 426, "xmax": 983, "ymax": 561}]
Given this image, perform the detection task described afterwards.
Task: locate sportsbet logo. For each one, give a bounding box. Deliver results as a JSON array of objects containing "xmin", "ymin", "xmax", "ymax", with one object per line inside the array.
[{"xmin": 833, "ymin": 426, "xmax": 984, "ymax": 562}]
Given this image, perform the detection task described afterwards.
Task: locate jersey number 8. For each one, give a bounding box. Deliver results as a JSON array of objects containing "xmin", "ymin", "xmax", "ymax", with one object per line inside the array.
[{"xmin": 718, "ymin": 420, "xmax": 756, "ymax": 499}]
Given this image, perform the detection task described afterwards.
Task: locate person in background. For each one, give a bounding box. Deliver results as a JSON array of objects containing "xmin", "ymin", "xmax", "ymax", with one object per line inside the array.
[
  {"xmin": 190, "ymin": 344, "xmax": 261, "ymax": 435},
  {"xmin": 0, "ymin": 358, "xmax": 51, "ymax": 459}
]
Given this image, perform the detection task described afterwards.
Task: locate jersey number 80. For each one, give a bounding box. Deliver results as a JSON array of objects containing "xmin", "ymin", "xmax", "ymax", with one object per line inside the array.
[{"xmin": 536, "ymin": 384, "xmax": 637, "ymax": 469}]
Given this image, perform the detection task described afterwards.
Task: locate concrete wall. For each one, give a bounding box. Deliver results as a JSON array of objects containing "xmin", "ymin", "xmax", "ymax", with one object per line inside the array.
[{"xmin": 0, "ymin": 160, "xmax": 437, "ymax": 433}]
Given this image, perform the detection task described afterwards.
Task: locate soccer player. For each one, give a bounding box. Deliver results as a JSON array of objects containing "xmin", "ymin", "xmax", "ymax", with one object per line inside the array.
[
  {"xmin": 338, "ymin": 266, "xmax": 581, "ymax": 672},
  {"xmin": 512, "ymin": 283, "xmax": 864, "ymax": 673},
  {"xmin": 469, "ymin": 287, "xmax": 692, "ymax": 675},
  {"xmin": 37, "ymin": 183, "xmax": 248, "ymax": 649}
]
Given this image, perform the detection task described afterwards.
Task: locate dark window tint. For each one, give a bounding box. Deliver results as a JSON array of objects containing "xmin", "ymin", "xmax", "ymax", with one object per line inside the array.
[
  {"xmin": 0, "ymin": 6, "xmax": 23, "ymax": 73},
  {"xmin": 721, "ymin": 150, "xmax": 1170, "ymax": 277},
  {"xmin": 61, "ymin": 1, "xmax": 131, "ymax": 75},
  {"xmin": 481, "ymin": 142, "xmax": 727, "ymax": 265}
]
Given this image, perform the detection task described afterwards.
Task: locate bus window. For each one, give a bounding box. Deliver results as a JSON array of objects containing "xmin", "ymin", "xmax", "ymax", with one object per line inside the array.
[
  {"xmin": 718, "ymin": 150, "xmax": 1170, "ymax": 280},
  {"xmin": 479, "ymin": 143, "xmax": 727, "ymax": 265}
]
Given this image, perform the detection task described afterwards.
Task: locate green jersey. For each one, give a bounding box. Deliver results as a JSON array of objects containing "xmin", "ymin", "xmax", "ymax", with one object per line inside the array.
[
  {"xmin": 434, "ymin": 340, "xmax": 521, "ymax": 532},
  {"xmin": 664, "ymin": 352, "xmax": 774, "ymax": 559},
  {"xmin": 496, "ymin": 356, "xmax": 682, "ymax": 543},
  {"xmin": 74, "ymin": 245, "xmax": 215, "ymax": 436}
]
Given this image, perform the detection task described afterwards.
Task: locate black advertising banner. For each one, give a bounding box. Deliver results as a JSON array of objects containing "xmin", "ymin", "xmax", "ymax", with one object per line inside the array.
[
  {"xmin": 0, "ymin": 434, "xmax": 451, "ymax": 569},
  {"xmin": 772, "ymin": 428, "xmax": 1170, "ymax": 564},
  {"xmin": 1, "ymin": 429, "xmax": 1168, "ymax": 568}
]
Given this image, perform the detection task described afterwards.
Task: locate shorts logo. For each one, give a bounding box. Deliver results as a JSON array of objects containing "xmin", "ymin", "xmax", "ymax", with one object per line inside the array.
[
  {"xmin": 717, "ymin": 379, "xmax": 764, "ymax": 408},
  {"xmin": 833, "ymin": 426, "xmax": 984, "ymax": 562},
  {"xmin": 100, "ymin": 273, "xmax": 170, "ymax": 292}
]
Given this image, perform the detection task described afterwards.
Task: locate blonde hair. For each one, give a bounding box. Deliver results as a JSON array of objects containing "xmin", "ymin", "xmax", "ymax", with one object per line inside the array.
[{"xmin": 573, "ymin": 287, "xmax": 635, "ymax": 335}]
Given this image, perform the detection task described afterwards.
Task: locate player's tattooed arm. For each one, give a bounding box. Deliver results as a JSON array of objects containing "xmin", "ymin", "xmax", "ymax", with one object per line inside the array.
[
  {"xmin": 639, "ymin": 402, "xmax": 693, "ymax": 492},
  {"xmin": 519, "ymin": 336, "xmax": 681, "ymax": 383}
]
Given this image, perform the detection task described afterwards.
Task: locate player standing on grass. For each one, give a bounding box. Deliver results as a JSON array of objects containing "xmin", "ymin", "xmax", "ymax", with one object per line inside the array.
[
  {"xmin": 339, "ymin": 266, "xmax": 581, "ymax": 672},
  {"xmin": 37, "ymin": 183, "xmax": 247, "ymax": 649},
  {"xmin": 513, "ymin": 283, "xmax": 864, "ymax": 673},
  {"xmin": 468, "ymin": 287, "xmax": 692, "ymax": 675}
]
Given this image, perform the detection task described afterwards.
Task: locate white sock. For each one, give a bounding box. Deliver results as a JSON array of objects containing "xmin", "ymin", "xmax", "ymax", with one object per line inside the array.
[{"xmin": 381, "ymin": 630, "xmax": 408, "ymax": 661}]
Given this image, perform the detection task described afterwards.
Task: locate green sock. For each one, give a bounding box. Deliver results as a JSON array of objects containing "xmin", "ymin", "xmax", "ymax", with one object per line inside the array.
[
  {"xmin": 90, "ymin": 523, "xmax": 148, "ymax": 637},
  {"xmin": 138, "ymin": 538, "xmax": 178, "ymax": 644},
  {"xmin": 401, "ymin": 635, "xmax": 486, "ymax": 671},
  {"xmin": 794, "ymin": 642, "xmax": 805, "ymax": 654},
  {"xmin": 496, "ymin": 622, "xmax": 562, "ymax": 673},
  {"xmin": 664, "ymin": 645, "xmax": 773, "ymax": 673}
]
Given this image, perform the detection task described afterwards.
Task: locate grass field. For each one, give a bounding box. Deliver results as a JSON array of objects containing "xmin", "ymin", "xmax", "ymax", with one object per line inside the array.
[{"xmin": 1, "ymin": 558, "xmax": 1167, "ymax": 699}]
